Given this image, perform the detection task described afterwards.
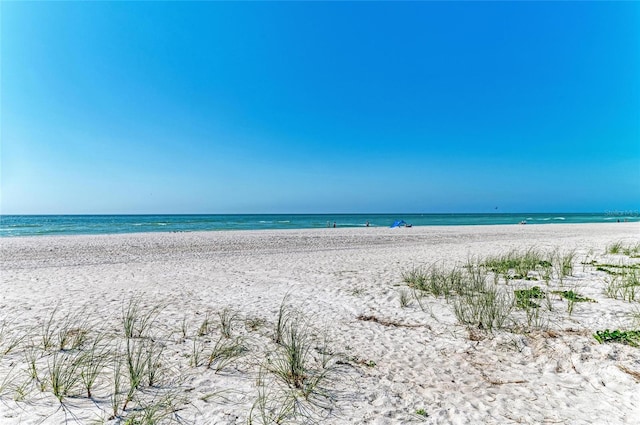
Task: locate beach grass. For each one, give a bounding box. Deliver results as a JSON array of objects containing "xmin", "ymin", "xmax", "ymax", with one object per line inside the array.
[
  {"xmin": 122, "ymin": 296, "xmax": 163, "ymax": 339},
  {"xmin": 481, "ymin": 248, "xmax": 549, "ymax": 280},
  {"xmin": 206, "ymin": 336, "xmax": 247, "ymax": 372},
  {"xmin": 453, "ymin": 283, "xmax": 514, "ymax": 332},
  {"xmin": 398, "ymin": 289, "xmax": 412, "ymax": 308},
  {"xmin": 218, "ymin": 308, "xmax": 237, "ymax": 339},
  {"xmin": 405, "ymin": 248, "xmax": 615, "ymax": 333}
]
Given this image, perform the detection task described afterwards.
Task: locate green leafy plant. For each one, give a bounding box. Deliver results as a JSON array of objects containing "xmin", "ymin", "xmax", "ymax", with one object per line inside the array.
[
  {"xmin": 551, "ymin": 290, "xmax": 595, "ymax": 315},
  {"xmin": 594, "ymin": 329, "xmax": 640, "ymax": 347},
  {"xmin": 514, "ymin": 286, "xmax": 545, "ymax": 309},
  {"xmin": 551, "ymin": 290, "xmax": 595, "ymax": 303},
  {"xmin": 416, "ymin": 408, "xmax": 428, "ymax": 417}
]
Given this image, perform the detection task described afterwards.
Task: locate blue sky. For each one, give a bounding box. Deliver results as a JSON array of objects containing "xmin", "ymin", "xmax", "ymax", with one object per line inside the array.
[{"xmin": 2, "ymin": 1, "xmax": 638, "ymax": 214}]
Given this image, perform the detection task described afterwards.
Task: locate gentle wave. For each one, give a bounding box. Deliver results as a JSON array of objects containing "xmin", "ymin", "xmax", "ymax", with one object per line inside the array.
[{"xmin": 1, "ymin": 213, "xmax": 635, "ymax": 237}]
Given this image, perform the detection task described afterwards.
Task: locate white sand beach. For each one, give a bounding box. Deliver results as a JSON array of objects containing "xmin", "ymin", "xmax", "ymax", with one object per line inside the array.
[{"xmin": 1, "ymin": 223, "xmax": 639, "ymax": 424}]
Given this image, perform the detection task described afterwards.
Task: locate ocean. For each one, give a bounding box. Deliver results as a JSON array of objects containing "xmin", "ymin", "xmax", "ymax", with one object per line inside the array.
[{"xmin": 0, "ymin": 213, "xmax": 637, "ymax": 237}]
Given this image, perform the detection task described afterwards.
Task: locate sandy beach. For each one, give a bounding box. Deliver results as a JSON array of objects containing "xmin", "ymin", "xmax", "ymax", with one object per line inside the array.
[{"xmin": 1, "ymin": 222, "xmax": 639, "ymax": 424}]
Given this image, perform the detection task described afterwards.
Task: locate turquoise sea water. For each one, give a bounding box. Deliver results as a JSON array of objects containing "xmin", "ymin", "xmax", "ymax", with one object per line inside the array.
[{"xmin": 1, "ymin": 213, "xmax": 638, "ymax": 237}]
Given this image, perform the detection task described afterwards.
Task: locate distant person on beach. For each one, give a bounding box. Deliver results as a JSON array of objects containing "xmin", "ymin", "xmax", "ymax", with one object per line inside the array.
[
  {"xmin": 333, "ymin": 222, "xmax": 336, "ymax": 228},
  {"xmin": 366, "ymin": 221, "xmax": 370, "ymax": 227}
]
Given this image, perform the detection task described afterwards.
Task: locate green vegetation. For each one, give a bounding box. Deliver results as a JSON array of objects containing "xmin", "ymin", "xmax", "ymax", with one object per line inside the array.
[
  {"xmin": 405, "ymin": 248, "xmax": 601, "ymax": 333},
  {"xmin": 605, "ymin": 270, "xmax": 640, "ymax": 302},
  {"xmin": 0, "ymin": 294, "xmax": 350, "ymax": 425},
  {"xmin": 551, "ymin": 290, "xmax": 596, "ymax": 303},
  {"xmin": 122, "ymin": 296, "xmax": 163, "ymax": 339},
  {"xmin": 402, "ymin": 263, "xmax": 463, "ymax": 298},
  {"xmin": 453, "ymin": 281, "xmax": 514, "ymax": 332},
  {"xmin": 594, "ymin": 330, "xmax": 640, "ymax": 347},
  {"xmin": 607, "ymin": 241, "xmax": 640, "ymax": 257},
  {"xmin": 249, "ymin": 302, "xmax": 340, "ymax": 425},
  {"xmin": 514, "ymin": 286, "xmax": 545, "ymax": 309},
  {"xmin": 607, "ymin": 241, "xmax": 623, "ymax": 254},
  {"xmin": 398, "ymin": 289, "xmax": 412, "ymax": 308},
  {"xmin": 596, "ymin": 263, "xmax": 640, "ymax": 276},
  {"xmin": 206, "ymin": 336, "xmax": 247, "ymax": 372},
  {"xmin": 482, "ymin": 249, "xmax": 550, "ymax": 280},
  {"xmin": 416, "ymin": 408, "xmax": 429, "ymax": 417},
  {"xmin": 551, "ymin": 290, "xmax": 596, "ymax": 315}
]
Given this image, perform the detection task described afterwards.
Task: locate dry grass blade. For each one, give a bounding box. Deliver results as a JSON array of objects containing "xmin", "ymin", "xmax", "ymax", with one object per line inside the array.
[
  {"xmin": 356, "ymin": 315, "xmax": 427, "ymax": 328},
  {"xmin": 617, "ymin": 365, "xmax": 640, "ymax": 382}
]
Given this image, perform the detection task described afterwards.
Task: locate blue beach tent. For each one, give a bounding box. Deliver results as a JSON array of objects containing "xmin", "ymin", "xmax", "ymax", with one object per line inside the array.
[{"xmin": 390, "ymin": 220, "xmax": 407, "ymax": 228}]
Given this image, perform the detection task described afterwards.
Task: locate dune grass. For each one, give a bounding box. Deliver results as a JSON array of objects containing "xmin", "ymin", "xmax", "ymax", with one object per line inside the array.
[
  {"xmin": 453, "ymin": 282, "xmax": 514, "ymax": 332},
  {"xmin": 0, "ymin": 295, "xmax": 344, "ymax": 423},
  {"xmin": 406, "ymin": 248, "xmax": 607, "ymax": 333},
  {"xmin": 250, "ymin": 300, "xmax": 341, "ymax": 424},
  {"xmin": 605, "ymin": 270, "xmax": 640, "ymax": 302},
  {"xmin": 122, "ymin": 296, "xmax": 163, "ymax": 339},
  {"xmin": 481, "ymin": 248, "xmax": 550, "ymax": 280},
  {"xmin": 607, "ymin": 241, "xmax": 640, "ymax": 257},
  {"xmin": 402, "ymin": 263, "xmax": 464, "ymax": 298}
]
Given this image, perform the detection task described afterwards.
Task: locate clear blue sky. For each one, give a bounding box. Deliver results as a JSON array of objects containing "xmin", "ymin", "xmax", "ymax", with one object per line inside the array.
[{"xmin": 1, "ymin": 1, "xmax": 639, "ymax": 214}]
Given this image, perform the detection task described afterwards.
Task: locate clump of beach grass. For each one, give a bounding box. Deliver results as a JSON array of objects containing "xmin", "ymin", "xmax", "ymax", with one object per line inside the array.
[
  {"xmin": 190, "ymin": 338, "xmax": 205, "ymax": 368},
  {"xmin": 0, "ymin": 299, "xmax": 204, "ymax": 424},
  {"xmin": 47, "ymin": 351, "xmax": 83, "ymax": 402},
  {"xmin": 40, "ymin": 308, "xmax": 59, "ymax": 351},
  {"xmin": 403, "ymin": 263, "xmax": 464, "ymax": 299},
  {"xmin": 206, "ymin": 336, "xmax": 247, "ymax": 373},
  {"xmin": 274, "ymin": 295, "xmax": 293, "ymax": 345},
  {"xmin": 79, "ymin": 333, "xmax": 109, "ymax": 398},
  {"xmin": 245, "ymin": 317, "xmax": 266, "ymax": 332},
  {"xmin": 56, "ymin": 311, "xmax": 91, "ymax": 351},
  {"xmin": 218, "ymin": 308, "xmax": 237, "ymax": 338},
  {"xmin": 605, "ymin": 270, "xmax": 640, "ymax": 302},
  {"xmin": 452, "ymin": 265, "xmax": 514, "ymax": 332},
  {"xmin": 252, "ymin": 302, "xmax": 340, "ymax": 424},
  {"xmin": 122, "ymin": 296, "xmax": 163, "ymax": 339},
  {"xmin": 481, "ymin": 248, "xmax": 549, "ymax": 281},
  {"xmin": 453, "ymin": 284, "xmax": 514, "ymax": 332},
  {"xmin": 0, "ymin": 322, "xmax": 26, "ymax": 357},
  {"xmin": 607, "ymin": 241, "xmax": 624, "ymax": 255},
  {"xmin": 198, "ymin": 312, "xmax": 213, "ymax": 337},
  {"xmin": 606, "ymin": 241, "xmax": 640, "ymax": 257},
  {"xmin": 398, "ymin": 289, "xmax": 412, "ymax": 308}
]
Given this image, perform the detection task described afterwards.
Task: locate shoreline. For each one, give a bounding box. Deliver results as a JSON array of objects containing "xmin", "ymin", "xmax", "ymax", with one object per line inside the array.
[
  {"xmin": 1, "ymin": 219, "xmax": 637, "ymax": 239},
  {"xmin": 2, "ymin": 213, "xmax": 637, "ymax": 238}
]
